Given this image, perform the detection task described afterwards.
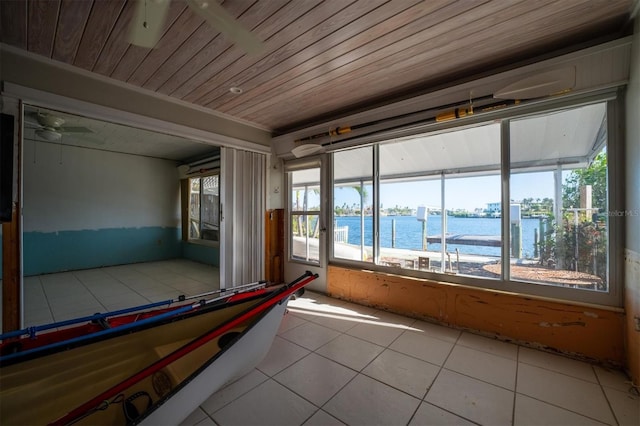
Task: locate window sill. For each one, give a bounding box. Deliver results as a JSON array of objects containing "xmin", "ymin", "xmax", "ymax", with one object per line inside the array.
[{"xmin": 185, "ymin": 239, "xmax": 219, "ymax": 248}]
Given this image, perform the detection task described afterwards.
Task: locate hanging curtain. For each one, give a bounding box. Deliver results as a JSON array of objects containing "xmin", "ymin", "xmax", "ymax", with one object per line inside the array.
[{"xmin": 220, "ymin": 148, "xmax": 266, "ymax": 287}]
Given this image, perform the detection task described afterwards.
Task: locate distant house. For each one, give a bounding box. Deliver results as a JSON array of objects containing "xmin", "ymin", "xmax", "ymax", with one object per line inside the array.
[{"xmin": 486, "ymin": 202, "xmax": 501, "ymax": 213}]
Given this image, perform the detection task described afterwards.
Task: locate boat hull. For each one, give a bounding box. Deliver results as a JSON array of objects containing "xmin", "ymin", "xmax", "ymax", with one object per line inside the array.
[
  {"xmin": 141, "ymin": 298, "xmax": 288, "ymax": 425},
  {"xmin": 0, "ymin": 272, "xmax": 317, "ymax": 425}
]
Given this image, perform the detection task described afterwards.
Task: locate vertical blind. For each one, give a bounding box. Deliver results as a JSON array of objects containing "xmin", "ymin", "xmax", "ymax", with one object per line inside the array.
[{"xmin": 220, "ymin": 148, "xmax": 266, "ymax": 287}]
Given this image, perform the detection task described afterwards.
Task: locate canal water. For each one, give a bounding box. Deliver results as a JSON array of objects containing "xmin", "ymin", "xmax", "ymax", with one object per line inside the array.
[{"xmin": 334, "ymin": 215, "xmax": 544, "ymax": 258}]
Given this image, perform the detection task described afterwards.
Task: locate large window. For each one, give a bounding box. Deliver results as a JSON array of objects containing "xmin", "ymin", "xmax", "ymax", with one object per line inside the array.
[
  {"xmin": 334, "ymin": 147, "xmax": 373, "ymax": 263},
  {"xmin": 330, "ymin": 100, "xmax": 615, "ymax": 304},
  {"xmin": 189, "ymin": 174, "xmax": 220, "ymax": 242},
  {"xmin": 509, "ymin": 104, "xmax": 608, "ymax": 291}
]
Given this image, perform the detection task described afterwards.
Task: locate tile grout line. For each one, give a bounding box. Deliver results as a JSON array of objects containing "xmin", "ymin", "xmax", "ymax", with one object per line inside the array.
[
  {"xmin": 515, "ymin": 361, "xmax": 622, "ymax": 424},
  {"xmin": 269, "ymin": 322, "xmax": 358, "ymax": 425},
  {"xmin": 406, "ymin": 329, "xmax": 484, "ymax": 426},
  {"xmin": 40, "ymin": 275, "xmax": 59, "ymax": 324},
  {"xmin": 518, "ymin": 358, "xmax": 608, "ymax": 385},
  {"xmin": 511, "ymin": 344, "xmax": 520, "ymax": 426},
  {"xmin": 455, "ymin": 335, "xmax": 521, "ymax": 362},
  {"xmin": 75, "ymin": 270, "xmax": 110, "ymax": 313},
  {"xmin": 591, "ymin": 363, "xmax": 621, "ymax": 425},
  {"xmin": 204, "ymin": 372, "xmax": 270, "ymax": 423},
  {"xmin": 103, "ymin": 266, "xmax": 158, "ymax": 305},
  {"xmin": 274, "ymin": 311, "xmax": 423, "ymax": 425},
  {"xmin": 34, "ymin": 276, "xmax": 57, "ymax": 326},
  {"xmin": 287, "ymin": 301, "xmax": 487, "ymax": 425}
]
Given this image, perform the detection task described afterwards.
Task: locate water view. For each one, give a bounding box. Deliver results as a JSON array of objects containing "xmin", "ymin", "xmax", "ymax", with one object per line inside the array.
[{"xmin": 335, "ymin": 215, "xmax": 543, "ymax": 258}]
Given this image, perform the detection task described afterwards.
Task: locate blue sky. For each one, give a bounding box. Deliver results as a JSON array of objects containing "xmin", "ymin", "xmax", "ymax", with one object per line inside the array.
[{"xmin": 334, "ymin": 171, "xmax": 559, "ymax": 211}]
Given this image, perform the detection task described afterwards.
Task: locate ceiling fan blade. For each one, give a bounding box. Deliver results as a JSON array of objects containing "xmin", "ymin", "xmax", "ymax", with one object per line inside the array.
[
  {"xmin": 24, "ymin": 111, "xmax": 41, "ymax": 125},
  {"xmin": 129, "ymin": 0, "xmax": 171, "ymax": 48},
  {"xmin": 186, "ymin": 0, "xmax": 264, "ymax": 55},
  {"xmin": 60, "ymin": 127, "xmax": 93, "ymax": 134}
]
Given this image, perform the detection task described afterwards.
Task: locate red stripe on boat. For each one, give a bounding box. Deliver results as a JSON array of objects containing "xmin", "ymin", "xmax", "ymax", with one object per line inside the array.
[{"xmin": 50, "ymin": 276, "xmax": 315, "ymax": 426}]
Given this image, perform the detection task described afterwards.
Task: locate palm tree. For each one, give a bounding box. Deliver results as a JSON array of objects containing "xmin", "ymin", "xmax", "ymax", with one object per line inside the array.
[{"xmin": 295, "ymin": 189, "xmax": 303, "ymax": 236}]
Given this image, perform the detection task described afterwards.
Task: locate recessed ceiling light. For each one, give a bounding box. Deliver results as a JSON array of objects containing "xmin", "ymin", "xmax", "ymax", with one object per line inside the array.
[{"xmin": 229, "ymin": 87, "xmax": 243, "ymax": 95}]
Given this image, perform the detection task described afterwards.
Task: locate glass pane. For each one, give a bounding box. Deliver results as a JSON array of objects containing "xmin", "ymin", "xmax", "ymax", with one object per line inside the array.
[
  {"xmin": 333, "ymin": 147, "xmax": 373, "ymax": 262},
  {"xmin": 378, "ymin": 179, "xmax": 440, "ymax": 271},
  {"xmin": 444, "ymin": 173, "xmax": 502, "ymax": 278},
  {"xmin": 376, "ymin": 123, "xmax": 501, "ymax": 278},
  {"xmin": 201, "ymin": 175, "xmax": 219, "ymax": 241},
  {"xmin": 291, "ymin": 213, "xmax": 320, "ymax": 264},
  {"xmin": 291, "ymin": 168, "xmax": 320, "ymax": 212},
  {"xmin": 290, "ymin": 168, "xmax": 321, "ymax": 264},
  {"xmin": 189, "ymin": 178, "xmax": 200, "ymax": 239},
  {"xmin": 510, "ymin": 103, "xmax": 608, "ymax": 291}
]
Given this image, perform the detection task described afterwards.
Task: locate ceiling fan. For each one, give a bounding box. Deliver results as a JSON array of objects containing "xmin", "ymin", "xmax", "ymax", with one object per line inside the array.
[
  {"xmin": 129, "ymin": 0, "xmax": 264, "ymax": 54},
  {"xmin": 24, "ymin": 112, "xmax": 93, "ymax": 142}
]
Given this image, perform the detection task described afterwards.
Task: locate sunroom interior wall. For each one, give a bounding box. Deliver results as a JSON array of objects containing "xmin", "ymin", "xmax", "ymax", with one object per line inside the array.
[{"xmin": 22, "ymin": 141, "xmax": 181, "ymax": 275}]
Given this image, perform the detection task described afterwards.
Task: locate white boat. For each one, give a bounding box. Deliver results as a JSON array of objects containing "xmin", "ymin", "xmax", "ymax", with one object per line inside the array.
[{"xmin": 0, "ymin": 272, "xmax": 318, "ymax": 425}]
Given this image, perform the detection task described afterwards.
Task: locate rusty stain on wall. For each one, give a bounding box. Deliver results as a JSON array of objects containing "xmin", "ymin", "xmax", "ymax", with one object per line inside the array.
[{"xmin": 328, "ymin": 265, "xmax": 625, "ymax": 367}]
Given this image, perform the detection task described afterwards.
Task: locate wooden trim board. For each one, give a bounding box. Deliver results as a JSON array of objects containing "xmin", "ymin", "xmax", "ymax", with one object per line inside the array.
[{"xmin": 328, "ymin": 265, "xmax": 625, "ymax": 366}]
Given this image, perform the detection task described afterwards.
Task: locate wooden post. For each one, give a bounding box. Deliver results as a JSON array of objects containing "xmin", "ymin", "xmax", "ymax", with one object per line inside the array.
[
  {"xmin": 2, "ymin": 111, "xmax": 21, "ymax": 332},
  {"xmin": 539, "ymin": 218, "xmax": 545, "ymax": 261},
  {"xmin": 265, "ymin": 209, "xmax": 284, "ymax": 283},
  {"xmin": 511, "ymin": 222, "xmax": 522, "ymax": 259},
  {"xmin": 2, "ymin": 205, "xmax": 21, "ymax": 332},
  {"xmin": 391, "ymin": 219, "xmax": 396, "ymax": 248}
]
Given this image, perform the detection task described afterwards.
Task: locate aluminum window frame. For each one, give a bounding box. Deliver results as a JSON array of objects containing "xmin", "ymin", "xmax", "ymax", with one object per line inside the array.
[
  {"xmin": 188, "ymin": 172, "xmax": 221, "ymax": 244},
  {"xmin": 328, "ymin": 90, "xmax": 623, "ymax": 307}
]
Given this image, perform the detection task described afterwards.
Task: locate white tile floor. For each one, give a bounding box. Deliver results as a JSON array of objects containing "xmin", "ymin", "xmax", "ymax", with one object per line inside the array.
[
  {"xmin": 4, "ymin": 260, "xmax": 639, "ymax": 425},
  {"xmin": 0, "ymin": 259, "xmax": 220, "ymax": 330},
  {"xmin": 193, "ymin": 292, "xmax": 639, "ymax": 426}
]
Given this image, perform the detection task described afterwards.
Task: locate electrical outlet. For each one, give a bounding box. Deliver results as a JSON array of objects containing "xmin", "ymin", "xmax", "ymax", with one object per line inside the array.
[{"xmin": 635, "ymin": 316, "xmax": 640, "ymax": 332}]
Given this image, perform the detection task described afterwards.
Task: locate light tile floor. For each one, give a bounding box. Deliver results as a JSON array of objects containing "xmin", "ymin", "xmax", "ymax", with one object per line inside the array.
[
  {"xmin": 0, "ymin": 258, "xmax": 220, "ymax": 330},
  {"xmin": 3, "ymin": 260, "xmax": 639, "ymax": 425},
  {"xmin": 191, "ymin": 291, "xmax": 639, "ymax": 426}
]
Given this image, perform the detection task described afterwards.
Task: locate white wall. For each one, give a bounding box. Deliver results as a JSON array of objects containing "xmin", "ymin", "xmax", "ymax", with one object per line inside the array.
[
  {"xmin": 267, "ymin": 153, "xmax": 284, "ymax": 210},
  {"xmin": 23, "ymin": 140, "xmax": 180, "ymax": 232},
  {"xmin": 21, "ymin": 139, "xmax": 182, "ymax": 275}
]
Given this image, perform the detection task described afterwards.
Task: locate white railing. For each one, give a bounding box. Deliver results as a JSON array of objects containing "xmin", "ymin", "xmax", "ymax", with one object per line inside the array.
[{"xmin": 334, "ymin": 226, "xmax": 349, "ymax": 243}]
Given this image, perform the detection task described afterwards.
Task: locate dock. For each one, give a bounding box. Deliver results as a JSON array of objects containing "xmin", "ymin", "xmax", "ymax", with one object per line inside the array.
[{"xmin": 426, "ymin": 234, "xmax": 501, "ymax": 247}]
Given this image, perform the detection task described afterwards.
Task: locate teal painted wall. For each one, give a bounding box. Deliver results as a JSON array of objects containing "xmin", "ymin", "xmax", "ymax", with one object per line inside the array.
[
  {"xmin": 23, "ymin": 227, "xmax": 181, "ymax": 276},
  {"xmin": 182, "ymin": 242, "xmax": 219, "ymax": 267}
]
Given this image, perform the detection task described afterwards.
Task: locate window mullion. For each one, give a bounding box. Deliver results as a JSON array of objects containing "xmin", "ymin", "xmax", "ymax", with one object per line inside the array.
[
  {"xmin": 373, "ymin": 145, "xmax": 380, "ymax": 264},
  {"xmin": 501, "ymin": 120, "xmax": 511, "ymax": 281},
  {"xmin": 199, "ymin": 177, "xmax": 204, "ymax": 237}
]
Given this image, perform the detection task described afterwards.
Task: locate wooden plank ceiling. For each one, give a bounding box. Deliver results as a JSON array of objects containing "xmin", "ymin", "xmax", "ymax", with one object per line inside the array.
[{"xmin": 0, "ymin": 0, "xmax": 634, "ymax": 134}]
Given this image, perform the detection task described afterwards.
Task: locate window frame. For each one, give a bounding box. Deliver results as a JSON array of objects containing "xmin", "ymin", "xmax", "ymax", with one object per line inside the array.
[
  {"xmin": 328, "ymin": 91, "xmax": 623, "ymax": 307},
  {"xmin": 286, "ymin": 159, "xmax": 323, "ymax": 266},
  {"xmin": 187, "ymin": 172, "xmax": 220, "ymax": 246}
]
